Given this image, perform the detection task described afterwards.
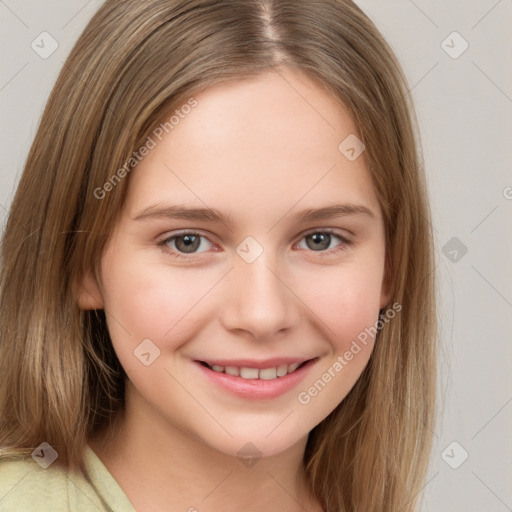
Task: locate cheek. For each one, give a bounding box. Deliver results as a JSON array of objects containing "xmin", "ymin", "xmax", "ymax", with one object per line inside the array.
[
  {"xmin": 100, "ymin": 257, "xmax": 217, "ymax": 356},
  {"xmin": 293, "ymin": 257, "xmax": 384, "ymax": 349},
  {"xmin": 292, "ymin": 266, "xmax": 382, "ymax": 412}
]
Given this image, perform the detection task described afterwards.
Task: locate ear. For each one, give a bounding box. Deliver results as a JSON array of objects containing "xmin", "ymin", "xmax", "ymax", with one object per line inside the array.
[
  {"xmin": 379, "ymin": 254, "xmax": 393, "ymax": 309},
  {"xmin": 76, "ymin": 270, "xmax": 104, "ymax": 310}
]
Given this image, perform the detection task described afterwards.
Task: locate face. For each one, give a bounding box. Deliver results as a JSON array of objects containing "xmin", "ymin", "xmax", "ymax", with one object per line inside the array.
[{"xmin": 80, "ymin": 68, "xmax": 390, "ymax": 459}]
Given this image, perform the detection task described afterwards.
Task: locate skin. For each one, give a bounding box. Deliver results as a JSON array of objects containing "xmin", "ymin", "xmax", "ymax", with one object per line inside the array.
[{"xmin": 81, "ymin": 67, "xmax": 391, "ymax": 512}]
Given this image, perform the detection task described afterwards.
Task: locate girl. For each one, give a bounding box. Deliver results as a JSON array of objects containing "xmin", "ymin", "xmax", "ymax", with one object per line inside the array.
[{"xmin": 0, "ymin": 1, "xmax": 437, "ymax": 511}]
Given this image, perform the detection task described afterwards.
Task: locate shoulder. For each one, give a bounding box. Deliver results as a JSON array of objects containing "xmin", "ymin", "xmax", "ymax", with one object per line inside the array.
[{"xmin": 0, "ymin": 454, "xmax": 109, "ymax": 512}]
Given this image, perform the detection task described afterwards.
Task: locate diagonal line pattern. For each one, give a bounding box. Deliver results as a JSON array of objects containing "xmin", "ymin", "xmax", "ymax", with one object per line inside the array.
[
  {"xmin": 200, "ymin": 470, "xmax": 233, "ymax": 502},
  {"xmin": 265, "ymin": 14, "xmax": 439, "ymax": 248},
  {"xmin": 80, "ymin": 288, "xmax": 132, "ymax": 338},
  {"xmin": 0, "ymin": 62, "xmax": 29, "ymax": 92},
  {"xmin": 61, "ymin": 0, "xmax": 95, "ymax": 30},
  {"xmin": 162, "ymin": 267, "xmax": 234, "ymax": 337},
  {"xmin": 398, "ymin": 471, "xmax": 439, "ymax": 512},
  {"xmin": 66, "ymin": 475, "xmax": 105, "ymax": 512},
  {"xmin": 470, "ymin": 205, "xmax": 499, "ymax": 233},
  {"xmin": 407, "ymin": 62, "xmax": 440, "ymax": 95},
  {"xmin": 266, "ymin": 164, "xmax": 336, "ymax": 233},
  {"xmin": 0, "ymin": 469, "xmax": 32, "ymax": 505},
  {"xmin": 264, "ymin": 266, "xmax": 337, "ymax": 335},
  {"xmin": 471, "ymin": 0, "xmax": 504, "ymax": 30},
  {"xmin": 265, "ymin": 410, "xmax": 294, "ymax": 438},
  {"xmin": 472, "ymin": 61, "xmax": 512, "ymax": 104},
  {"xmin": 266, "ymin": 471, "xmax": 308, "ymax": 511},
  {"xmin": 472, "ymin": 471, "xmax": 512, "ymax": 511},
  {"xmin": 471, "ymin": 265, "xmax": 512, "ymax": 308},
  {"xmin": 378, "ymin": 374, "xmax": 440, "ymax": 447},
  {"xmin": 399, "ymin": 393, "xmax": 439, "ymax": 440},
  {"xmin": 2, "ymin": 7, "xmax": 499, "ymax": 511},
  {"xmin": 407, "ymin": 0, "xmax": 439, "ymax": 29},
  {"xmin": 164, "ymin": 163, "xmax": 234, "ymax": 234},
  {"xmin": 0, "ymin": 0, "xmax": 29, "ymax": 28},
  {"xmin": 163, "ymin": 367, "xmax": 233, "ymax": 438},
  {"xmin": 472, "ymin": 397, "xmax": 512, "ymax": 439},
  {"xmin": 100, "ymin": 309, "xmax": 132, "ymax": 338}
]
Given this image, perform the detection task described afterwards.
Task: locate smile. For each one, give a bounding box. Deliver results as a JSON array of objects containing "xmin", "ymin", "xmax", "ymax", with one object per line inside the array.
[
  {"xmin": 194, "ymin": 357, "xmax": 319, "ymax": 399},
  {"xmin": 198, "ymin": 360, "xmax": 310, "ymax": 380}
]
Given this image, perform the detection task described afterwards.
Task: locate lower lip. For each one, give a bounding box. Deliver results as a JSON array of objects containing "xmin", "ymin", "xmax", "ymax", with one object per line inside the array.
[{"xmin": 193, "ymin": 359, "xmax": 318, "ymax": 399}]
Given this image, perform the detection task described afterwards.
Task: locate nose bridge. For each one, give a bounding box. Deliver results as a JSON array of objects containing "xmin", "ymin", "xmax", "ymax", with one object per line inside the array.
[{"xmin": 219, "ymin": 241, "xmax": 299, "ymax": 338}]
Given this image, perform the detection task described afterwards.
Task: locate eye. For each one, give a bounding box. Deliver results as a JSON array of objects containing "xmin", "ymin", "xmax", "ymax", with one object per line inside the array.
[
  {"xmin": 158, "ymin": 232, "xmax": 214, "ymax": 257},
  {"xmin": 296, "ymin": 229, "xmax": 352, "ymax": 255},
  {"xmin": 157, "ymin": 228, "xmax": 353, "ymax": 260}
]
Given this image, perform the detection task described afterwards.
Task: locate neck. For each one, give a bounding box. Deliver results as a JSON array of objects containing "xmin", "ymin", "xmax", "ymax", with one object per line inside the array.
[{"xmin": 88, "ymin": 382, "xmax": 322, "ymax": 512}]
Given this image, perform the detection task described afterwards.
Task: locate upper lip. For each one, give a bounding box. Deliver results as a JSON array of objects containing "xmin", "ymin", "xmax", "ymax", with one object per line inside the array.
[{"xmin": 196, "ymin": 357, "xmax": 317, "ymax": 369}]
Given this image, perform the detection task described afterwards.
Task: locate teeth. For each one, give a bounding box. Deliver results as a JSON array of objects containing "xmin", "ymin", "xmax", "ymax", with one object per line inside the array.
[
  {"xmin": 225, "ymin": 366, "xmax": 240, "ymax": 376},
  {"xmin": 205, "ymin": 361, "xmax": 306, "ymax": 380},
  {"xmin": 287, "ymin": 362, "xmax": 300, "ymax": 373},
  {"xmin": 276, "ymin": 364, "xmax": 288, "ymax": 377},
  {"xmin": 240, "ymin": 367, "xmax": 259, "ymax": 379},
  {"xmin": 259, "ymin": 367, "xmax": 277, "ymax": 380}
]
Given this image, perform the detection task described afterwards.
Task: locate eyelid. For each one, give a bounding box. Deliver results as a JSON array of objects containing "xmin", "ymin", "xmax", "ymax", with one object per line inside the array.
[
  {"xmin": 157, "ymin": 228, "xmax": 214, "ymax": 243},
  {"xmin": 297, "ymin": 227, "xmax": 352, "ymax": 243},
  {"xmin": 156, "ymin": 229, "xmax": 217, "ymax": 255},
  {"xmin": 157, "ymin": 227, "xmax": 353, "ymax": 259}
]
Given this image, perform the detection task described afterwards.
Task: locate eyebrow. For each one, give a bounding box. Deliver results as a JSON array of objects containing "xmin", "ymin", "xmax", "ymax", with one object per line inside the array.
[{"xmin": 132, "ymin": 202, "xmax": 375, "ymax": 225}]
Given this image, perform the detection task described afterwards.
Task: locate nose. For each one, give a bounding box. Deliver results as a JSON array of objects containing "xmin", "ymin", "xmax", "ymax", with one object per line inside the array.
[{"xmin": 219, "ymin": 251, "xmax": 300, "ymax": 340}]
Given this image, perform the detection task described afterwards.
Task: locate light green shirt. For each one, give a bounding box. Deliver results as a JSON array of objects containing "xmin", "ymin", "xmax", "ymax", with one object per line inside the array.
[{"xmin": 0, "ymin": 444, "xmax": 136, "ymax": 511}]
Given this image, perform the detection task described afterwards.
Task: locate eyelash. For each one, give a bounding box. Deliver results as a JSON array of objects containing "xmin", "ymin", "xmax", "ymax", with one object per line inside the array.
[{"xmin": 157, "ymin": 229, "xmax": 353, "ymax": 260}]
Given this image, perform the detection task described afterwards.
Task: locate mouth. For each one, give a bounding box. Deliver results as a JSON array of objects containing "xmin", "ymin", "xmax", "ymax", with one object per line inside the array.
[
  {"xmin": 194, "ymin": 356, "xmax": 318, "ymax": 399},
  {"xmin": 196, "ymin": 359, "xmax": 315, "ymax": 380}
]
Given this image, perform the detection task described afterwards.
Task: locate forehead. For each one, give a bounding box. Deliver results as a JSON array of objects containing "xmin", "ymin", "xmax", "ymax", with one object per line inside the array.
[{"xmin": 124, "ymin": 68, "xmax": 381, "ymax": 226}]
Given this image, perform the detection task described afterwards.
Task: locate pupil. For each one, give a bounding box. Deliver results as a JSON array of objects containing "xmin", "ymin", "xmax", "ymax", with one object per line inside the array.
[
  {"xmin": 308, "ymin": 233, "xmax": 330, "ymax": 251},
  {"xmin": 177, "ymin": 235, "xmax": 200, "ymax": 253}
]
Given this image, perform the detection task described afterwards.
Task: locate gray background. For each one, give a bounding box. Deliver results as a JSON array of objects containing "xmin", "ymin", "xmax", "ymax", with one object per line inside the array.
[{"xmin": 1, "ymin": 1, "xmax": 511, "ymax": 510}]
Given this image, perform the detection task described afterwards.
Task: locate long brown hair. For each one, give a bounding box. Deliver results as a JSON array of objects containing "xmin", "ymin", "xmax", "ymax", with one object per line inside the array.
[{"xmin": 0, "ymin": 1, "xmax": 436, "ymax": 510}]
